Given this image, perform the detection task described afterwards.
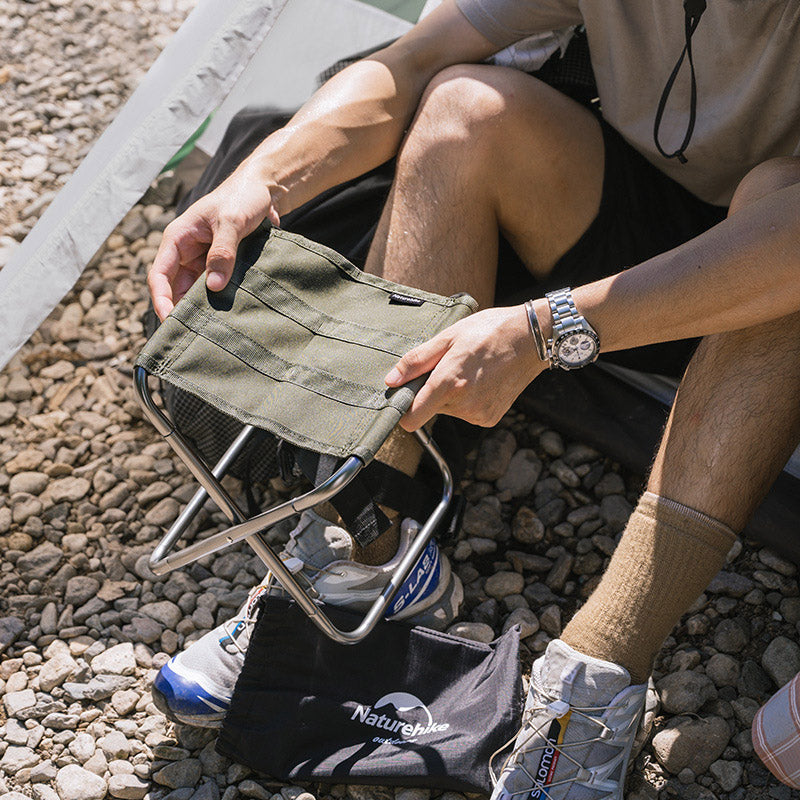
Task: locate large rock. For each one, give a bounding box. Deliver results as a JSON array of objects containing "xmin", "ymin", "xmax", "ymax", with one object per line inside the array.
[
  {"xmin": 55, "ymin": 765, "xmax": 107, "ymax": 800},
  {"xmin": 651, "ymin": 715, "xmax": 731, "ymax": 775}
]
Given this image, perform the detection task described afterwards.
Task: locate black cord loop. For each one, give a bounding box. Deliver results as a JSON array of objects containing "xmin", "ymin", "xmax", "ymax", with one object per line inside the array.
[{"xmin": 653, "ymin": 0, "xmax": 708, "ymax": 164}]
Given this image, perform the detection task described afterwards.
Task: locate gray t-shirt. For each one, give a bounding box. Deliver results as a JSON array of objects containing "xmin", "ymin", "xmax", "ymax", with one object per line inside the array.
[{"xmin": 455, "ymin": 0, "xmax": 800, "ymax": 205}]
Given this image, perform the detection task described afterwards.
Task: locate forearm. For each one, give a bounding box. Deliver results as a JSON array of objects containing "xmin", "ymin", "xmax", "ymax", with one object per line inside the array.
[
  {"xmin": 228, "ymin": 1, "xmax": 497, "ymax": 218},
  {"xmin": 238, "ymin": 54, "xmax": 423, "ymax": 216},
  {"xmin": 533, "ymin": 182, "xmax": 800, "ymax": 349}
]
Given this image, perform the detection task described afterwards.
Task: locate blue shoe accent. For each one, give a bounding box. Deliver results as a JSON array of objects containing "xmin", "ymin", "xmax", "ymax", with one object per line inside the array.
[
  {"xmin": 152, "ymin": 658, "xmax": 229, "ymax": 726},
  {"xmin": 386, "ymin": 538, "xmax": 441, "ymax": 618}
]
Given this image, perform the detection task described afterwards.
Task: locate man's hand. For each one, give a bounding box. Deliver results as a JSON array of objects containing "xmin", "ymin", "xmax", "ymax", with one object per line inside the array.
[
  {"xmin": 148, "ymin": 167, "xmax": 282, "ymax": 321},
  {"xmin": 385, "ymin": 305, "xmax": 546, "ymax": 431}
]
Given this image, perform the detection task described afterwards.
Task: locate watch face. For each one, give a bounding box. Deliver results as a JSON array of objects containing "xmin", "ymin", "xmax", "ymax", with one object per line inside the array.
[{"xmin": 555, "ymin": 331, "xmax": 599, "ymax": 368}]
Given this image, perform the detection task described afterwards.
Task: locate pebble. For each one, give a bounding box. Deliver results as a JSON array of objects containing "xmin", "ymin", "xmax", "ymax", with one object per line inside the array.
[
  {"xmin": 484, "ymin": 572, "xmax": 524, "ymax": 599},
  {"xmin": 8, "ymin": 471, "xmax": 49, "ymax": 495},
  {"xmin": 651, "ymin": 716, "xmax": 731, "ymax": 774},
  {"xmin": 707, "ymin": 572, "xmax": 754, "ymax": 598},
  {"xmin": 502, "ymin": 608, "xmax": 539, "ymax": 638},
  {"xmin": 598, "ymin": 494, "xmax": 633, "ymax": 531},
  {"xmin": 709, "ymin": 760, "xmax": 743, "ymax": 792},
  {"xmin": 446, "ymin": 622, "xmax": 495, "ymax": 644},
  {"xmin": 4, "ymin": 689, "xmax": 36, "ymax": 717},
  {"xmin": 511, "ymin": 507, "xmax": 544, "ymax": 544},
  {"xmin": 713, "ymin": 618, "xmax": 750, "ymax": 654},
  {"xmin": 108, "ymin": 775, "xmax": 150, "ymax": 800},
  {"xmin": 20, "ymin": 154, "xmax": 48, "ymax": 180},
  {"xmin": 90, "ymin": 643, "xmax": 137, "ymax": 676},
  {"xmin": 496, "ymin": 449, "xmax": 542, "ymax": 497},
  {"xmin": 474, "ymin": 430, "xmax": 516, "ymax": 481},
  {"xmin": 761, "ymin": 635, "xmax": 800, "ymax": 688},
  {"xmin": 54, "ymin": 765, "xmax": 107, "ymax": 800},
  {"xmin": 38, "ymin": 652, "xmax": 78, "ymax": 692},
  {"xmin": 47, "ymin": 477, "xmax": 91, "ymax": 504},
  {"xmin": 657, "ymin": 671, "xmax": 716, "ymax": 715},
  {"xmin": 64, "ymin": 577, "xmax": 102, "ymax": 607},
  {"xmin": 152, "ymin": 759, "xmax": 203, "ymax": 789},
  {"xmin": 539, "ymin": 430, "xmax": 564, "ymax": 457},
  {"xmin": 705, "ymin": 654, "xmax": 740, "ymax": 688},
  {"xmin": 0, "ymin": 746, "xmax": 39, "ymax": 775}
]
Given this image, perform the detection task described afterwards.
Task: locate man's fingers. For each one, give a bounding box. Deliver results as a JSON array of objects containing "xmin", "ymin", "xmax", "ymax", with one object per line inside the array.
[
  {"xmin": 385, "ymin": 334, "xmax": 450, "ymax": 387},
  {"xmin": 205, "ymin": 219, "xmax": 241, "ymax": 291},
  {"xmin": 398, "ymin": 379, "xmax": 446, "ymax": 432},
  {"xmin": 148, "ymin": 235, "xmax": 182, "ymax": 320}
]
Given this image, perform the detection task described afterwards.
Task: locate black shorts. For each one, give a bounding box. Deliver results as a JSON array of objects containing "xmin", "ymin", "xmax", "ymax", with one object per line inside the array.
[{"xmin": 495, "ymin": 118, "xmax": 728, "ymax": 377}]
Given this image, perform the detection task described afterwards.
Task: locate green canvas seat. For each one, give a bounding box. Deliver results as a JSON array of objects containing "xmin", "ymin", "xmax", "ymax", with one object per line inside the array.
[{"xmin": 134, "ymin": 227, "xmax": 476, "ymax": 643}]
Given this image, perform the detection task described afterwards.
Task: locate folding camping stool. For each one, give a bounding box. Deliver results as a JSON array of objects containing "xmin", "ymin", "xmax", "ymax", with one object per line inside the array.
[{"xmin": 134, "ymin": 226, "xmax": 477, "ymax": 644}]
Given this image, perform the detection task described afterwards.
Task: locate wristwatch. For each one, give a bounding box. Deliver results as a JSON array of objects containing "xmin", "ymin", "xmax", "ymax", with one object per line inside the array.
[{"xmin": 544, "ymin": 288, "xmax": 600, "ymax": 370}]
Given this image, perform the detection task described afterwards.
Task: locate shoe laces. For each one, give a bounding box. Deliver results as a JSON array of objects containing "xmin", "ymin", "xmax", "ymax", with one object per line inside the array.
[
  {"xmin": 490, "ymin": 682, "xmax": 618, "ymax": 800},
  {"xmin": 218, "ymin": 555, "xmax": 345, "ymax": 655}
]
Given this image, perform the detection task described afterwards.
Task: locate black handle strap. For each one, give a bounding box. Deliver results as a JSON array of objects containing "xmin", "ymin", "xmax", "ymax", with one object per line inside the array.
[{"xmin": 653, "ymin": 0, "xmax": 707, "ymax": 164}]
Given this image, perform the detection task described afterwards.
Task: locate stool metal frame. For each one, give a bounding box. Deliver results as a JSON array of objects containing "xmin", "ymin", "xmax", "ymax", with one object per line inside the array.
[{"xmin": 134, "ymin": 366, "xmax": 453, "ymax": 645}]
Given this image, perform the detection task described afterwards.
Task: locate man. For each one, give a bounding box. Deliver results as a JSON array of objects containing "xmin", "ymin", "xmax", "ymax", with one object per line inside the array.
[{"xmin": 147, "ymin": 1, "xmax": 800, "ymax": 796}]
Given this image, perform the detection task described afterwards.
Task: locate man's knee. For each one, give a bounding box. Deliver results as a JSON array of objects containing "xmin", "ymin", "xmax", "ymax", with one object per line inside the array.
[
  {"xmin": 729, "ymin": 156, "xmax": 800, "ymax": 214},
  {"xmin": 403, "ymin": 64, "xmax": 531, "ymax": 161}
]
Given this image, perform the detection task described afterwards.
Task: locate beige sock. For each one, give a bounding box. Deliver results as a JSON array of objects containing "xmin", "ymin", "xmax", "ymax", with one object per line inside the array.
[{"xmin": 561, "ymin": 491, "xmax": 736, "ymax": 684}]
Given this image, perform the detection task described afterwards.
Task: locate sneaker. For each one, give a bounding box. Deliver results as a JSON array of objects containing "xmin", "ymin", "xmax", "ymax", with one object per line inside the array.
[
  {"xmin": 490, "ymin": 639, "xmax": 648, "ymax": 800},
  {"xmin": 151, "ymin": 511, "xmax": 463, "ymax": 727}
]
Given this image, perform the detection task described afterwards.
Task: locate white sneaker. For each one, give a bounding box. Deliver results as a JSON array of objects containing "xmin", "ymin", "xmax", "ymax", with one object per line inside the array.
[
  {"xmin": 491, "ymin": 639, "xmax": 648, "ymax": 800},
  {"xmin": 152, "ymin": 511, "xmax": 462, "ymax": 727}
]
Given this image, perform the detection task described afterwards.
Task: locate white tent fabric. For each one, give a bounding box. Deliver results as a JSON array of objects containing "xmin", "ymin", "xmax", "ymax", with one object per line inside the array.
[
  {"xmin": 197, "ymin": 0, "xmax": 411, "ymax": 157},
  {"xmin": 0, "ymin": 0, "xmax": 410, "ymax": 372}
]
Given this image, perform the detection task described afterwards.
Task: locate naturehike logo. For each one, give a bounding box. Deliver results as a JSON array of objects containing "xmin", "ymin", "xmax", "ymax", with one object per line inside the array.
[
  {"xmin": 350, "ymin": 691, "xmax": 449, "ymax": 744},
  {"xmin": 529, "ymin": 712, "xmax": 571, "ymax": 799}
]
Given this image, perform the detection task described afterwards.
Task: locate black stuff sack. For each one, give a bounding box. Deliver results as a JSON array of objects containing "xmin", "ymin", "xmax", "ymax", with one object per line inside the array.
[{"xmin": 216, "ymin": 596, "xmax": 523, "ymax": 794}]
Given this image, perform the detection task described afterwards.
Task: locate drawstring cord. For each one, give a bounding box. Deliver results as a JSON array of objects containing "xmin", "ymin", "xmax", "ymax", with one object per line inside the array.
[{"xmin": 653, "ymin": 0, "xmax": 708, "ymax": 164}]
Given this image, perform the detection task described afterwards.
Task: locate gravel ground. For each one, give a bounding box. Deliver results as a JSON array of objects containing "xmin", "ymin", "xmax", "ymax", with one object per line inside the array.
[{"xmin": 2, "ymin": 3, "xmax": 800, "ymax": 800}]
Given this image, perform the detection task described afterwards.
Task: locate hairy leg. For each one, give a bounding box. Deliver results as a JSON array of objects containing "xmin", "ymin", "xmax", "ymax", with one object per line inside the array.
[
  {"xmin": 354, "ymin": 64, "xmax": 604, "ymax": 560},
  {"xmin": 649, "ymin": 157, "xmax": 800, "ymax": 528},
  {"xmin": 364, "ymin": 63, "xmax": 605, "ymax": 305},
  {"xmin": 563, "ymin": 157, "xmax": 800, "ymax": 680}
]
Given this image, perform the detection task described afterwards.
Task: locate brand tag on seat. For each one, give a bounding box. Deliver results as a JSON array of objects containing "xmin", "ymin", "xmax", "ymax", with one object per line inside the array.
[{"xmin": 389, "ymin": 293, "xmax": 424, "ymax": 306}]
